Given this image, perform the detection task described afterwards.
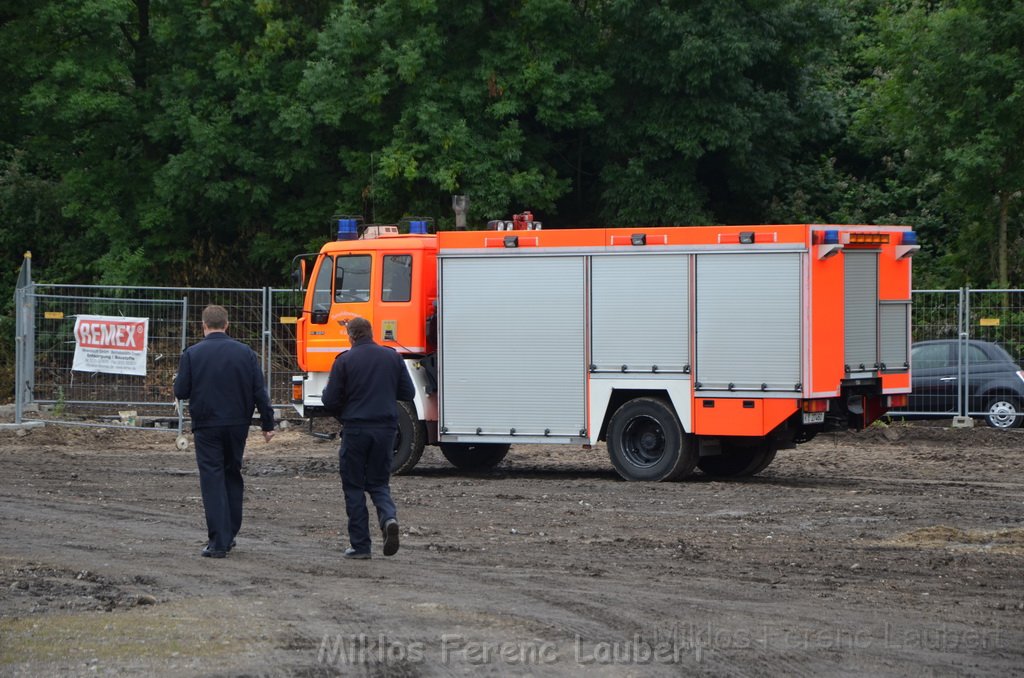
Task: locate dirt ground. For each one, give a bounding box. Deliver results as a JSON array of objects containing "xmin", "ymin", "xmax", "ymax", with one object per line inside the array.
[{"xmin": 0, "ymin": 418, "xmax": 1022, "ymax": 677}]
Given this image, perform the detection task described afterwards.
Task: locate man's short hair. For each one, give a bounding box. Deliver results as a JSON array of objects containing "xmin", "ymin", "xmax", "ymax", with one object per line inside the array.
[
  {"xmin": 202, "ymin": 305, "xmax": 229, "ymax": 330},
  {"xmin": 346, "ymin": 316, "xmax": 372, "ymax": 342}
]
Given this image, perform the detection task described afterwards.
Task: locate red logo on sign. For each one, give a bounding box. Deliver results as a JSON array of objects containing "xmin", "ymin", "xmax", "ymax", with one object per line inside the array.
[{"xmin": 75, "ymin": 320, "xmax": 146, "ymax": 351}]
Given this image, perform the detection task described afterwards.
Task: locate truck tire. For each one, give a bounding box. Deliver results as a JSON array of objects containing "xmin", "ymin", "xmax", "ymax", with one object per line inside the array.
[
  {"xmin": 607, "ymin": 397, "xmax": 696, "ymax": 481},
  {"xmin": 698, "ymin": 439, "xmax": 777, "ymax": 477},
  {"xmin": 392, "ymin": 401, "xmax": 426, "ymax": 474},
  {"xmin": 438, "ymin": 442, "xmax": 511, "ymax": 470}
]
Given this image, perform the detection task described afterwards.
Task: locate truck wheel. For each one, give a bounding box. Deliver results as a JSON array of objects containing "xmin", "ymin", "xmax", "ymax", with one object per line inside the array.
[
  {"xmin": 698, "ymin": 440, "xmax": 777, "ymax": 477},
  {"xmin": 607, "ymin": 397, "xmax": 696, "ymax": 481},
  {"xmin": 438, "ymin": 442, "xmax": 511, "ymax": 470},
  {"xmin": 393, "ymin": 401, "xmax": 426, "ymax": 474},
  {"xmin": 983, "ymin": 396, "xmax": 1022, "ymax": 429}
]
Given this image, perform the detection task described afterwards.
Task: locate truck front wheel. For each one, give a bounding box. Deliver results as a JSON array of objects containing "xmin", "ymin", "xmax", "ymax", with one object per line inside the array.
[
  {"xmin": 438, "ymin": 442, "xmax": 511, "ymax": 470},
  {"xmin": 392, "ymin": 401, "xmax": 426, "ymax": 475},
  {"xmin": 607, "ymin": 397, "xmax": 696, "ymax": 481},
  {"xmin": 698, "ymin": 439, "xmax": 777, "ymax": 477}
]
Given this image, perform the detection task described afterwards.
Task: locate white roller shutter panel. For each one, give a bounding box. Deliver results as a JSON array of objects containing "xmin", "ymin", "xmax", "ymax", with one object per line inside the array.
[
  {"xmin": 591, "ymin": 254, "xmax": 689, "ymax": 373},
  {"xmin": 695, "ymin": 253, "xmax": 802, "ymax": 392},
  {"xmin": 439, "ymin": 256, "xmax": 586, "ymax": 436},
  {"xmin": 844, "ymin": 251, "xmax": 878, "ymax": 371},
  {"xmin": 879, "ymin": 301, "xmax": 910, "ymax": 371}
]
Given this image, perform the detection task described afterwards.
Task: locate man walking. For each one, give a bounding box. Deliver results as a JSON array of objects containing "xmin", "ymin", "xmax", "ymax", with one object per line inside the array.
[
  {"xmin": 174, "ymin": 305, "xmax": 275, "ymax": 558},
  {"xmin": 322, "ymin": 317, "xmax": 415, "ymax": 559}
]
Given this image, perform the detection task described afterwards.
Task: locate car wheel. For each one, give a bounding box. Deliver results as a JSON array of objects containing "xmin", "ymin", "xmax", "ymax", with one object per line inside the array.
[{"xmin": 983, "ymin": 396, "xmax": 1023, "ymax": 429}]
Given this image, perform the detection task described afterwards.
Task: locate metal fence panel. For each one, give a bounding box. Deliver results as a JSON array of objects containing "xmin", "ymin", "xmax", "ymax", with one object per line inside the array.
[
  {"xmin": 892, "ymin": 290, "xmax": 965, "ymax": 417},
  {"xmin": 16, "ymin": 284, "xmax": 303, "ymax": 429},
  {"xmin": 26, "ymin": 289, "xmax": 188, "ymax": 428},
  {"xmin": 269, "ymin": 287, "xmax": 303, "ymax": 406},
  {"xmin": 963, "ymin": 289, "xmax": 1024, "ymax": 423}
]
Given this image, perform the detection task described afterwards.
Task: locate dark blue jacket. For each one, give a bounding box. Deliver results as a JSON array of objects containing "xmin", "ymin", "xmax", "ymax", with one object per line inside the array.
[
  {"xmin": 322, "ymin": 338, "xmax": 416, "ymax": 427},
  {"xmin": 173, "ymin": 332, "xmax": 275, "ymax": 431}
]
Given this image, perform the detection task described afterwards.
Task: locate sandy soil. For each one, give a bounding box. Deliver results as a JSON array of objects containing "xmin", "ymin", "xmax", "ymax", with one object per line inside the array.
[{"xmin": 0, "ymin": 419, "xmax": 1022, "ymax": 677}]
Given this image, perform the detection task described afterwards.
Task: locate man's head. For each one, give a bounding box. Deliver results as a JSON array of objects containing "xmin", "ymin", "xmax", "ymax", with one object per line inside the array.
[
  {"xmin": 346, "ymin": 316, "xmax": 372, "ymax": 343},
  {"xmin": 202, "ymin": 305, "xmax": 229, "ymax": 333}
]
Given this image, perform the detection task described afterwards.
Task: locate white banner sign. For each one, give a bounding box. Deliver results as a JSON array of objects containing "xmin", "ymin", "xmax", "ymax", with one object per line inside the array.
[{"xmin": 72, "ymin": 315, "xmax": 149, "ymax": 376}]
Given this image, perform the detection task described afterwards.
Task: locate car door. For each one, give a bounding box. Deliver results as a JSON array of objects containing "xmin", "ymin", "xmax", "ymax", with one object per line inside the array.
[
  {"xmin": 910, "ymin": 342, "xmax": 959, "ymax": 415},
  {"xmin": 963, "ymin": 342, "xmax": 1010, "ymax": 414}
]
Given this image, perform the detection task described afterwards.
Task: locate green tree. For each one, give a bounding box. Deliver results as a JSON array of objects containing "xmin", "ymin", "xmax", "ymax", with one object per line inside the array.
[
  {"xmin": 859, "ymin": 0, "xmax": 1024, "ymax": 288},
  {"xmin": 595, "ymin": 0, "xmax": 842, "ymax": 225},
  {"xmin": 299, "ymin": 0, "xmax": 610, "ymax": 225},
  {"xmin": 142, "ymin": 0, "xmax": 331, "ymax": 285}
]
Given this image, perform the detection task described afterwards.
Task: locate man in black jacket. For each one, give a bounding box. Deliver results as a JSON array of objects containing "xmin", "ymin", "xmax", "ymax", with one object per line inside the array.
[
  {"xmin": 174, "ymin": 305, "xmax": 275, "ymax": 558},
  {"xmin": 322, "ymin": 316, "xmax": 415, "ymax": 559}
]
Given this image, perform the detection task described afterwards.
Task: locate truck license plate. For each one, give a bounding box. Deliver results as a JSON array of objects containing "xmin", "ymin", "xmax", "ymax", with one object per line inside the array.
[{"xmin": 802, "ymin": 411, "xmax": 825, "ymax": 424}]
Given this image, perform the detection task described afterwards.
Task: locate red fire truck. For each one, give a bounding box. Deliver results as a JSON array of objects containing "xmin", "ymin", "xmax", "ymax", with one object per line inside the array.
[{"xmin": 292, "ymin": 214, "xmax": 916, "ymax": 481}]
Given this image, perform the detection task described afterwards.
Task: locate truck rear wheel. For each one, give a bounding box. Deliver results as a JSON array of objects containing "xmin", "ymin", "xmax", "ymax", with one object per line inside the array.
[
  {"xmin": 607, "ymin": 397, "xmax": 696, "ymax": 481},
  {"xmin": 698, "ymin": 439, "xmax": 777, "ymax": 477},
  {"xmin": 438, "ymin": 442, "xmax": 511, "ymax": 470},
  {"xmin": 393, "ymin": 401, "xmax": 426, "ymax": 475}
]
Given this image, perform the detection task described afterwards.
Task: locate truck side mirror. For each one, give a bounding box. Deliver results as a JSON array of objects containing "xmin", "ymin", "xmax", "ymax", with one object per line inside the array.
[
  {"xmin": 291, "ymin": 260, "xmax": 309, "ymax": 289},
  {"xmin": 311, "ymin": 308, "xmax": 329, "ymax": 325}
]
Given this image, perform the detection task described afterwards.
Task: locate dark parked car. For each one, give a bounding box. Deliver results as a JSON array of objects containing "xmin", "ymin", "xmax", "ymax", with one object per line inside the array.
[{"xmin": 909, "ymin": 339, "xmax": 1024, "ymax": 429}]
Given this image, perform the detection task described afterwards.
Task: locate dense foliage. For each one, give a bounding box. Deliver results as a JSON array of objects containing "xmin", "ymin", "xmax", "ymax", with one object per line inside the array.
[{"xmin": 1, "ymin": 0, "xmax": 1021, "ymax": 294}]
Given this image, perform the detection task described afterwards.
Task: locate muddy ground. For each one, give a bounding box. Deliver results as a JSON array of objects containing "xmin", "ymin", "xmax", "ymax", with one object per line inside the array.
[{"xmin": 0, "ymin": 418, "xmax": 1022, "ymax": 677}]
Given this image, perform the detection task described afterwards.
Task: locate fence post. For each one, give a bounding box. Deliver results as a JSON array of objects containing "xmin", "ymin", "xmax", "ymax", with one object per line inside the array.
[
  {"xmin": 962, "ymin": 286, "xmax": 971, "ymax": 418},
  {"xmin": 178, "ymin": 297, "xmax": 188, "ymax": 437},
  {"xmin": 14, "ymin": 252, "xmax": 34, "ymax": 425},
  {"xmin": 262, "ymin": 287, "xmax": 272, "ymax": 384},
  {"xmin": 14, "ymin": 285, "xmax": 24, "ymax": 425}
]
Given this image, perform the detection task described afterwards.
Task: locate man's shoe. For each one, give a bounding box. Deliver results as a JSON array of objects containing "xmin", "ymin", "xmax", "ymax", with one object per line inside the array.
[
  {"xmin": 201, "ymin": 544, "xmax": 227, "ymax": 559},
  {"xmin": 382, "ymin": 519, "xmax": 400, "ymax": 557},
  {"xmin": 228, "ymin": 540, "xmax": 236, "ymax": 552},
  {"xmin": 343, "ymin": 548, "xmax": 371, "ymax": 560}
]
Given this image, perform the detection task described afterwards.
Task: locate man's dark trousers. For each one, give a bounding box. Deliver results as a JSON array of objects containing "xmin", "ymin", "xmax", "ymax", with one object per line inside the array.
[
  {"xmin": 339, "ymin": 427, "xmax": 397, "ymax": 553},
  {"xmin": 194, "ymin": 425, "xmax": 249, "ymax": 552}
]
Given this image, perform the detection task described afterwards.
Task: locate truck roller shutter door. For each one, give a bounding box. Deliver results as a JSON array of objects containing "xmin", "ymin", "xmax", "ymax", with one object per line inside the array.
[
  {"xmin": 879, "ymin": 301, "xmax": 910, "ymax": 371},
  {"xmin": 844, "ymin": 251, "xmax": 879, "ymax": 372},
  {"xmin": 439, "ymin": 256, "xmax": 586, "ymax": 437},
  {"xmin": 591, "ymin": 254, "xmax": 689, "ymax": 373},
  {"xmin": 695, "ymin": 253, "xmax": 802, "ymax": 393}
]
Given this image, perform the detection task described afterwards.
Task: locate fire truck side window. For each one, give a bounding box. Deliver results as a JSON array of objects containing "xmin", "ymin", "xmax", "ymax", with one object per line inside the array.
[
  {"xmin": 382, "ymin": 255, "xmax": 412, "ymax": 302},
  {"xmin": 335, "ymin": 254, "xmax": 371, "ymax": 302},
  {"xmin": 311, "ymin": 256, "xmax": 333, "ymax": 311}
]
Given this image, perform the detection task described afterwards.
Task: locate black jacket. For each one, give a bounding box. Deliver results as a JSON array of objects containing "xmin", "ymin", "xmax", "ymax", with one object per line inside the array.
[
  {"xmin": 322, "ymin": 338, "xmax": 416, "ymax": 427},
  {"xmin": 173, "ymin": 332, "xmax": 275, "ymax": 431}
]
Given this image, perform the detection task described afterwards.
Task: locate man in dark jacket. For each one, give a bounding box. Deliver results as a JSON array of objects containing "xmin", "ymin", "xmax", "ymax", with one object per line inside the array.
[
  {"xmin": 173, "ymin": 305, "xmax": 275, "ymax": 558},
  {"xmin": 322, "ymin": 316, "xmax": 415, "ymax": 559}
]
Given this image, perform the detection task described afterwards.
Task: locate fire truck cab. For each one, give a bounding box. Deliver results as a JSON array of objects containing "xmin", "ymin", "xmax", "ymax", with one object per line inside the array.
[{"xmin": 293, "ymin": 216, "xmax": 915, "ymax": 481}]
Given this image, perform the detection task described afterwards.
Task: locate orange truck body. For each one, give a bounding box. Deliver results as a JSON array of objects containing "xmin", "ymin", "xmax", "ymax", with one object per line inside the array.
[{"xmin": 293, "ymin": 220, "xmax": 915, "ymax": 480}]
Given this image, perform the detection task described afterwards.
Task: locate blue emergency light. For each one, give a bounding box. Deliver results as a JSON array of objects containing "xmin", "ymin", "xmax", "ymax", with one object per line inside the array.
[{"xmin": 337, "ymin": 218, "xmax": 358, "ymax": 240}]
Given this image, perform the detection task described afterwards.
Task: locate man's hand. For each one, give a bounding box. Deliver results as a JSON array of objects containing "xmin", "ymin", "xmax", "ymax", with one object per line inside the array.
[{"xmin": 262, "ymin": 430, "xmax": 275, "ymax": 443}]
